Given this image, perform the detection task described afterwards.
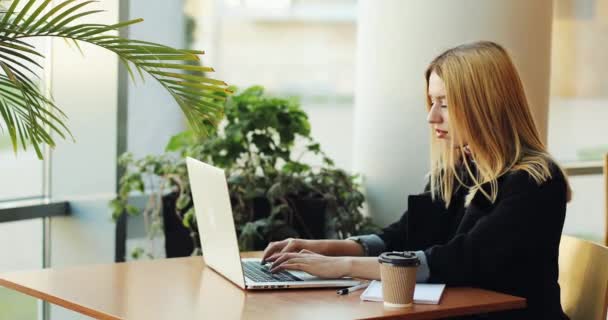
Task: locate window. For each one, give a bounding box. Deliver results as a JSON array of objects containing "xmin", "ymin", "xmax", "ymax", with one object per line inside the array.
[
  {"xmin": 0, "ymin": 28, "xmax": 49, "ymax": 320},
  {"xmin": 0, "ymin": 220, "xmax": 42, "ymax": 320},
  {"xmin": 189, "ymin": 0, "xmax": 357, "ymax": 169},
  {"xmin": 549, "ymin": 0, "xmax": 607, "ymax": 244},
  {"xmin": 548, "ymin": 0, "xmax": 608, "ymax": 164},
  {"xmin": 0, "ymin": 37, "xmax": 48, "ymax": 202}
]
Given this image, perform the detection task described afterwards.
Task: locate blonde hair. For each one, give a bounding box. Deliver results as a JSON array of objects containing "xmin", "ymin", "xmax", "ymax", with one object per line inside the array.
[{"xmin": 425, "ymin": 41, "xmax": 571, "ymax": 207}]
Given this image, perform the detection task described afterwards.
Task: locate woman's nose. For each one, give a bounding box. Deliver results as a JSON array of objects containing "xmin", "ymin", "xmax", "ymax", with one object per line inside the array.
[{"xmin": 427, "ymin": 105, "xmax": 442, "ymax": 124}]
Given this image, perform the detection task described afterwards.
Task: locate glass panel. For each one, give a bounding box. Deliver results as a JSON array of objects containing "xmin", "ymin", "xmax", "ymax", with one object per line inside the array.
[
  {"xmin": 0, "ymin": 33, "xmax": 47, "ymax": 201},
  {"xmin": 0, "ymin": 149, "xmax": 44, "ymax": 201},
  {"xmin": 0, "ymin": 290, "xmax": 37, "ymax": 320},
  {"xmin": 548, "ymin": 0, "xmax": 608, "ymax": 163},
  {"xmin": 197, "ymin": 0, "xmax": 357, "ymax": 169},
  {"xmin": 0, "ymin": 219, "xmax": 43, "ymax": 320},
  {"xmin": 549, "ymin": 0, "xmax": 606, "ymax": 243},
  {"xmin": 562, "ymin": 175, "xmax": 605, "ymax": 242},
  {"xmin": 0, "ymin": 2, "xmax": 49, "ymax": 318}
]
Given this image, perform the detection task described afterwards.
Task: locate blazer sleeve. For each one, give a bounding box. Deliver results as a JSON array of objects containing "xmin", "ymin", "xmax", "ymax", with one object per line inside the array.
[{"xmin": 424, "ymin": 170, "xmax": 567, "ymax": 285}]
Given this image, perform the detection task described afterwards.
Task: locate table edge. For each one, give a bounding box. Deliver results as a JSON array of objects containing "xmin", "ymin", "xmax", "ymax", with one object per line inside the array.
[{"xmin": 0, "ymin": 277, "xmax": 122, "ymax": 320}]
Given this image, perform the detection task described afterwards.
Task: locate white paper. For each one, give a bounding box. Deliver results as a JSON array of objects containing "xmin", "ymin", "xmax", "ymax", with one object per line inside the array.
[{"xmin": 360, "ymin": 280, "xmax": 445, "ymax": 305}]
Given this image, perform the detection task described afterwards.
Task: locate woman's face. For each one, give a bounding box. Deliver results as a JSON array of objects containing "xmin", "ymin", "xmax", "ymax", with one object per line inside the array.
[{"xmin": 427, "ymin": 72, "xmax": 454, "ymax": 142}]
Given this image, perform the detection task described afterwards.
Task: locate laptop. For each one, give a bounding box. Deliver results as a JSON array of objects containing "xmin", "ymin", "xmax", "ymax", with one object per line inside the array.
[{"xmin": 186, "ymin": 157, "xmax": 361, "ymax": 290}]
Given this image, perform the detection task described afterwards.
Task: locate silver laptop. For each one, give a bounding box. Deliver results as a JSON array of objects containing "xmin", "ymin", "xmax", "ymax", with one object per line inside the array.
[{"xmin": 186, "ymin": 157, "xmax": 360, "ymax": 290}]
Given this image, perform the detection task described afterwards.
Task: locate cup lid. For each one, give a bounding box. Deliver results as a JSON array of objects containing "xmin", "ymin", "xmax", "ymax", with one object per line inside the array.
[{"xmin": 378, "ymin": 251, "xmax": 420, "ymax": 267}]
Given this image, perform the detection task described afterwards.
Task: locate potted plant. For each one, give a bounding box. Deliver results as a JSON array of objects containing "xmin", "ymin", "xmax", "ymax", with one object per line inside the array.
[
  {"xmin": 112, "ymin": 85, "xmax": 379, "ymax": 258},
  {"xmin": 0, "ymin": 0, "xmax": 228, "ymax": 158}
]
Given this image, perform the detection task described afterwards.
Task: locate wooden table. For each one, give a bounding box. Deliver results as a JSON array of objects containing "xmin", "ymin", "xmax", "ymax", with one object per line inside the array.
[{"xmin": 0, "ymin": 254, "xmax": 526, "ymax": 320}]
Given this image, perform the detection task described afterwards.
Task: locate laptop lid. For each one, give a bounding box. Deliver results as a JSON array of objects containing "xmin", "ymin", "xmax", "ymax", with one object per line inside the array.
[{"xmin": 186, "ymin": 157, "xmax": 246, "ymax": 289}]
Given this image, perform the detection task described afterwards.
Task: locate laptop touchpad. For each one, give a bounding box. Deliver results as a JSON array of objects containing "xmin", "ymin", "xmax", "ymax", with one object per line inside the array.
[{"xmin": 287, "ymin": 270, "xmax": 334, "ymax": 281}]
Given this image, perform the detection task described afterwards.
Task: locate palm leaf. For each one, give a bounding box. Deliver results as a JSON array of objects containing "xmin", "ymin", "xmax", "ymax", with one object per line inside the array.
[{"xmin": 0, "ymin": 0, "xmax": 229, "ymax": 158}]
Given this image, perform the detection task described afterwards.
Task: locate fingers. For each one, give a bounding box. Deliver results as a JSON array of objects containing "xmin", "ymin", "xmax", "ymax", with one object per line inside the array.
[
  {"xmin": 270, "ymin": 249, "xmax": 320, "ymax": 269},
  {"xmin": 278, "ymin": 239, "xmax": 300, "ymax": 255},
  {"xmin": 270, "ymin": 252, "xmax": 301, "ymax": 269},
  {"xmin": 261, "ymin": 238, "xmax": 291, "ymax": 263},
  {"xmin": 272, "ymin": 263, "xmax": 307, "ymax": 274},
  {"xmin": 262, "ymin": 238, "xmax": 300, "ymax": 263},
  {"xmin": 270, "ymin": 257, "xmax": 306, "ymax": 273},
  {"xmin": 261, "ymin": 242, "xmax": 278, "ymax": 264}
]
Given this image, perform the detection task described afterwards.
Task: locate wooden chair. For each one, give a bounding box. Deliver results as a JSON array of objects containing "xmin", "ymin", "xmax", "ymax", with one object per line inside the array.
[
  {"xmin": 559, "ymin": 235, "xmax": 608, "ymax": 320},
  {"xmin": 604, "ymin": 153, "xmax": 607, "ymax": 247}
]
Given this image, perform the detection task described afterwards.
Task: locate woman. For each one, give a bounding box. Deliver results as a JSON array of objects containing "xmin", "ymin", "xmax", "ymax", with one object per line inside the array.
[{"xmin": 261, "ymin": 41, "xmax": 571, "ymax": 319}]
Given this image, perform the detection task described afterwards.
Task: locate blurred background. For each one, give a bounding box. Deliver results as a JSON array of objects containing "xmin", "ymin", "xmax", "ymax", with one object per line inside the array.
[{"xmin": 0, "ymin": 0, "xmax": 606, "ymax": 319}]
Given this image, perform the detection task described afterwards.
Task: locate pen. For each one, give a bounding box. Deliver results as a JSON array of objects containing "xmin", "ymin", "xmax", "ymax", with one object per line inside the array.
[{"xmin": 336, "ymin": 282, "xmax": 369, "ymax": 295}]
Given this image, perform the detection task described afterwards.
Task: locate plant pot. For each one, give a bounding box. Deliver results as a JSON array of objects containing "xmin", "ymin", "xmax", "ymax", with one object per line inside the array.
[
  {"xmin": 162, "ymin": 192, "xmax": 195, "ymax": 258},
  {"xmin": 289, "ymin": 196, "xmax": 327, "ymax": 240}
]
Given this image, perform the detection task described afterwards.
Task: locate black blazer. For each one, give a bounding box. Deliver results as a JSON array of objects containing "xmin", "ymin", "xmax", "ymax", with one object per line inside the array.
[{"xmin": 376, "ymin": 165, "xmax": 569, "ymax": 319}]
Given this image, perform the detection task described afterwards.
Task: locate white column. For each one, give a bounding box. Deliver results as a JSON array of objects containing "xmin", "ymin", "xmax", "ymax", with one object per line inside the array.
[{"xmin": 353, "ymin": 0, "xmax": 553, "ymax": 226}]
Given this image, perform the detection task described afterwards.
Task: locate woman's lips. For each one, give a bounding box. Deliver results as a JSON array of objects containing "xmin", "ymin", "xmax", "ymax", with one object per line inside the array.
[{"xmin": 435, "ymin": 129, "xmax": 448, "ymax": 138}]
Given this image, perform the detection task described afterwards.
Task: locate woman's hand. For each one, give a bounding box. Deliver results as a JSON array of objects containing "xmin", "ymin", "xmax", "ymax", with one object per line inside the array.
[
  {"xmin": 269, "ymin": 250, "xmax": 353, "ymax": 279},
  {"xmin": 261, "ymin": 238, "xmax": 366, "ymax": 264},
  {"xmin": 261, "ymin": 238, "xmax": 326, "ymax": 264}
]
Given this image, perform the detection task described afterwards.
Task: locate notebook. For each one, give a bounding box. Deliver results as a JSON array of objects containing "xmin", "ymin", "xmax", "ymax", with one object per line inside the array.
[{"xmin": 360, "ymin": 280, "xmax": 445, "ymax": 305}]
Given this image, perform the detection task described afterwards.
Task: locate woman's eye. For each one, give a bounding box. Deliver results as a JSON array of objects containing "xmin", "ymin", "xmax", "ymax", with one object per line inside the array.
[{"xmin": 441, "ymin": 105, "xmax": 448, "ymax": 109}]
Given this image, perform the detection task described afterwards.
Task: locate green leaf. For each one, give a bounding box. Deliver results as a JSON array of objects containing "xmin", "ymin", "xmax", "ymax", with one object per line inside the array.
[
  {"xmin": 0, "ymin": 61, "xmax": 17, "ymax": 82},
  {"xmin": 26, "ymin": 0, "xmax": 80, "ymax": 33},
  {"xmin": 160, "ymin": 79, "xmax": 227, "ymax": 93},
  {"xmin": 0, "ymin": 40, "xmax": 45, "ymax": 58},
  {"xmin": 109, "ymin": 198, "xmax": 125, "ymax": 219},
  {"xmin": 176, "ymin": 193, "xmax": 191, "ymax": 211},
  {"xmin": 0, "ymin": 99, "xmax": 18, "ymax": 152},
  {"xmin": 167, "ymin": 85, "xmax": 227, "ymax": 101},
  {"xmin": 37, "ymin": 1, "xmax": 98, "ymax": 34},
  {"xmin": 0, "ymin": 0, "xmax": 20, "ymax": 29},
  {"xmin": 150, "ymin": 71, "xmax": 226, "ymax": 86},
  {"xmin": 165, "ymin": 130, "xmax": 198, "ymax": 152},
  {"xmin": 77, "ymin": 19, "xmax": 143, "ymax": 37},
  {"xmin": 8, "ymin": 0, "xmax": 38, "ymax": 33},
  {"xmin": 47, "ymin": 10, "xmax": 105, "ymax": 34},
  {"xmin": 182, "ymin": 208, "xmax": 195, "ymax": 229},
  {"xmin": 140, "ymin": 63, "xmax": 214, "ymax": 73},
  {"xmin": 18, "ymin": 0, "xmax": 52, "ymax": 33},
  {"xmin": 0, "ymin": 1, "xmax": 229, "ymax": 157},
  {"xmin": 131, "ymin": 247, "xmax": 144, "ymax": 260},
  {"xmin": 126, "ymin": 204, "xmax": 140, "ymax": 216},
  {"xmin": 0, "ymin": 46, "xmax": 43, "ymax": 69},
  {"xmin": 0, "ymin": 52, "xmax": 40, "ymax": 78}
]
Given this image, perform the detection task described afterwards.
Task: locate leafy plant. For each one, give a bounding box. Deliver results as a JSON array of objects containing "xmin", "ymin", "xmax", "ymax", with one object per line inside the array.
[
  {"xmin": 0, "ymin": 0, "xmax": 229, "ymax": 158},
  {"xmin": 113, "ymin": 86, "xmax": 378, "ymax": 257}
]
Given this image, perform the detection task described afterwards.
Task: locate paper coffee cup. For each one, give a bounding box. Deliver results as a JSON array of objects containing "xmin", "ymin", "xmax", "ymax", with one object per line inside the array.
[{"xmin": 378, "ymin": 251, "xmax": 419, "ymax": 308}]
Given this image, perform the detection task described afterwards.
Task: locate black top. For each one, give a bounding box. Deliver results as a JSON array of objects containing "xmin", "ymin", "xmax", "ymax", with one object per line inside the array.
[{"xmin": 375, "ymin": 163, "xmax": 569, "ymax": 319}]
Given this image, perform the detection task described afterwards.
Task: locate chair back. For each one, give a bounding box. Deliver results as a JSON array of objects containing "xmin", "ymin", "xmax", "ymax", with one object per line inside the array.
[
  {"xmin": 559, "ymin": 235, "xmax": 608, "ymax": 320},
  {"xmin": 604, "ymin": 153, "xmax": 607, "ymax": 246}
]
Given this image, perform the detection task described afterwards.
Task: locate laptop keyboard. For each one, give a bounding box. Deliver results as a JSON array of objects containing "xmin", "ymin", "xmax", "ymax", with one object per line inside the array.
[{"xmin": 242, "ymin": 261, "xmax": 303, "ymax": 282}]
